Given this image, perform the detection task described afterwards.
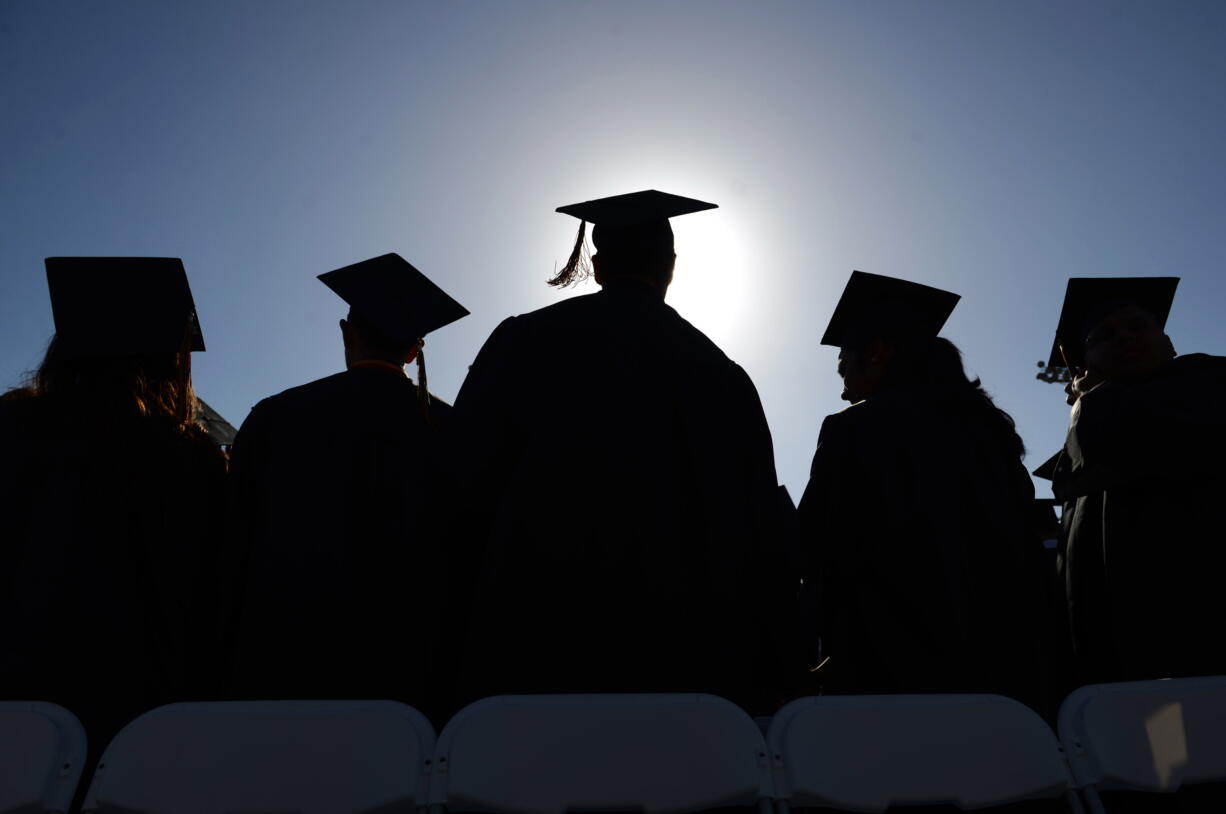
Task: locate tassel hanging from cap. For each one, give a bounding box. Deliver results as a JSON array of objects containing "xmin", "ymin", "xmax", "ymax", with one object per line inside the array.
[
  {"xmin": 416, "ymin": 346, "xmax": 431, "ymax": 422},
  {"xmin": 546, "ymin": 220, "xmax": 591, "ymax": 287}
]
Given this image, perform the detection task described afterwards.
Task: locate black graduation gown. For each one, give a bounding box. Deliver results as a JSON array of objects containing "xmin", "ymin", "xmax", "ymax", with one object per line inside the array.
[
  {"xmin": 1053, "ymin": 353, "xmax": 1226, "ymax": 683},
  {"xmin": 0, "ymin": 395, "xmax": 226, "ymax": 750},
  {"xmin": 447, "ymin": 281, "xmax": 792, "ymax": 712},
  {"xmin": 226, "ymin": 367, "xmax": 451, "ymax": 709},
  {"xmin": 798, "ymin": 387, "xmax": 1045, "ymax": 706},
  {"xmin": 1030, "ymin": 457, "xmax": 1078, "ymax": 715}
]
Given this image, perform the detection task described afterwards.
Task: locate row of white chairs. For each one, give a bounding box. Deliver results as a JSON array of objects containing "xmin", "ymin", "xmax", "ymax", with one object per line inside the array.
[{"xmin": 4, "ymin": 676, "xmax": 1226, "ymax": 814}]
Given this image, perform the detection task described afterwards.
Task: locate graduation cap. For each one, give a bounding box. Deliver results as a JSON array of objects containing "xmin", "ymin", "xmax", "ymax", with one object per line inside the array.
[
  {"xmin": 549, "ymin": 189, "xmax": 718, "ymax": 287},
  {"xmin": 317, "ymin": 253, "xmax": 469, "ymax": 349},
  {"xmin": 1031, "ymin": 451, "xmax": 1062, "ymax": 481},
  {"xmin": 45, "ymin": 257, "xmax": 205, "ymax": 358},
  {"xmin": 1047, "ymin": 277, "xmax": 1179, "ymax": 369},
  {"xmin": 195, "ymin": 396, "xmax": 237, "ymax": 447},
  {"xmin": 821, "ymin": 271, "xmax": 960, "ymax": 348}
]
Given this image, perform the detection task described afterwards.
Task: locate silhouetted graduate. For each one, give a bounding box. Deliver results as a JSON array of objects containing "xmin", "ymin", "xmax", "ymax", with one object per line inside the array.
[
  {"xmin": 1044, "ymin": 277, "xmax": 1226, "ymax": 683},
  {"xmin": 798, "ymin": 272, "xmax": 1044, "ymax": 706},
  {"xmin": 0, "ymin": 258, "xmax": 226, "ymax": 754},
  {"xmin": 448, "ymin": 190, "xmax": 792, "ymax": 712},
  {"xmin": 226, "ymin": 253, "xmax": 468, "ymax": 711}
]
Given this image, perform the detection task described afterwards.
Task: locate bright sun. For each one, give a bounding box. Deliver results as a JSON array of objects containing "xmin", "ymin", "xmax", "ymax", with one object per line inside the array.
[{"xmin": 665, "ymin": 214, "xmax": 750, "ymax": 348}]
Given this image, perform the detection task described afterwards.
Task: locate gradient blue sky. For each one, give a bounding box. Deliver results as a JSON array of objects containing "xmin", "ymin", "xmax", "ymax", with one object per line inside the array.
[{"xmin": 2, "ymin": 1, "xmax": 1224, "ymax": 497}]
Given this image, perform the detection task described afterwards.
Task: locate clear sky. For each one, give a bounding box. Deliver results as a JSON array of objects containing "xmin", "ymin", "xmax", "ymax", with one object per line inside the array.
[{"xmin": 2, "ymin": 0, "xmax": 1224, "ymax": 498}]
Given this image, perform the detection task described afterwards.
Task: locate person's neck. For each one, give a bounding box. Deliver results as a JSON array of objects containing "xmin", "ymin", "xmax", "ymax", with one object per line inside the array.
[
  {"xmin": 601, "ymin": 274, "xmax": 667, "ymax": 300},
  {"xmin": 349, "ymin": 358, "xmax": 407, "ymax": 377}
]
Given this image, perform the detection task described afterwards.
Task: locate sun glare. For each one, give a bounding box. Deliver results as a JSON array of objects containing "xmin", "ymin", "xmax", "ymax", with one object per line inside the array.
[{"xmin": 666, "ymin": 214, "xmax": 751, "ymax": 348}]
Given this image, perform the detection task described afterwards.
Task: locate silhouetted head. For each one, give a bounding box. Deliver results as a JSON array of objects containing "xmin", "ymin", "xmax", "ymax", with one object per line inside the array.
[
  {"xmin": 4, "ymin": 257, "xmax": 205, "ymax": 430},
  {"xmin": 1049, "ymin": 277, "xmax": 1178, "ymax": 381},
  {"xmin": 339, "ymin": 308, "xmax": 421, "ymax": 368},
  {"xmin": 317, "ymin": 250, "xmax": 469, "ymax": 415},
  {"xmin": 820, "ymin": 271, "xmax": 1020, "ymax": 454},
  {"xmin": 591, "ymin": 224, "xmax": 677, "ymax": 294},
  {"xmin": 550, "ymin": 190, "xmax": 716, "ymax": 295},
  {"xmin": 836, "ymin": 339, "xmax": 889, "ymax": 404},
  {"xmin": 318, "ymin": 253, "xmax": 468, "ymax": 420},
  {"xmin": 822, "ymin": 272, "xmax": 960, "ymax": 403},
  {"xmin": 1079, "ymin": 303, "xmax": 1175, "ymax": 381}
]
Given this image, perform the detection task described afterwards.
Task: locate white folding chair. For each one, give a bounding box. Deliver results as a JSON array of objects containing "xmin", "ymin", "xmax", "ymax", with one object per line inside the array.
[
  {"xmin": 768, "ymin": 694, "xmax": 1079, "ymax": 813},
  {"xmin": 1058, "ymin": 676, "xmax": 1226, "ymax": 813},
  {"xmin": 0, "ymin": 701, "xmax": 87, "ymax": 814},
  {"xmin": 82, "ymin": 700, "xmax": 435, "ymax": 814},
  {"xmin": 430, "ymin": 693, "xmax": 773, "ymax": 814}
]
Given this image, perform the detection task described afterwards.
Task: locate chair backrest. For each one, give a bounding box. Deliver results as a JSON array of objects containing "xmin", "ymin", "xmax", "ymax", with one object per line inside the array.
[
  {"xmin": 0, "ymin": 701, "xmax": 87, "ymax": 814},
  {"xmin": 768, "ymin": 695, "xmax": 1073, "ymax": 812},
  {"xmin": 82, "ymin": 700, "xmax": 435, "ymax": 814},
  {"xmin": 431, "ymin": 693, "xmax": 772, "ymax": 814},
  {"xmin": 1058, "ymin": 676, "xmax": 1226, "ymax": 793}
]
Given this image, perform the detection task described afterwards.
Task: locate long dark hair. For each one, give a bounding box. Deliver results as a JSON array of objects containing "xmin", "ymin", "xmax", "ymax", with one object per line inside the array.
[
  {"xmin": 869, "ymin": 335, "xmax": 1025, "ymax": 458},
  {"xmin": 4, "ymin": 333, "xmax": 200, "ymax": 433}
]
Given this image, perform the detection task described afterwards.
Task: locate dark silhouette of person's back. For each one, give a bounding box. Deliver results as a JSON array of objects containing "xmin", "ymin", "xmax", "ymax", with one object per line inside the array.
[
  {"xmin": 226, "ymin": 253, "xmax": 468, "ymax": 716},
  {"xmin": 449, "ymin": 191, "xmax": 791, "ymax": 712},
  {"xmin": 799, "ymin": 272, "xmax": 1045, "ymax": 708},
  {"xmin": 0, "ymin": 257, "xmax": 225, "ymax": 759}
]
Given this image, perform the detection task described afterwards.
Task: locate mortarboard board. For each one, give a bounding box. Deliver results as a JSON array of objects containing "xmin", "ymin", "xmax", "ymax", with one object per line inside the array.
[
  {"xmin": 557, "ymin": 189, "xmax": 718, "ymax": 230},
  {"xmin": 550, "ymin": 189, "xmax": 717, "ymax": 287},
  {"xmin": 45, "ymin": 257, "xmax": 205, "ymax": 357},
  {"xmin": 1047, "ymin": 277, "xmax": 1179, "ymax": 369},
  {"xmin": 195, "ymin": 397, "xmax": 237, "ymax": 447},
  {"xmin": 821, "ymin": 271, "xmax": 960, "ymax": 348},
  {"xmin": 1032, "ymin": 451, "xmax": 1062, "ymax": 481},
  {"xmin": 317, "ymin": 253, "xmax": 469, "ymax": 349}
]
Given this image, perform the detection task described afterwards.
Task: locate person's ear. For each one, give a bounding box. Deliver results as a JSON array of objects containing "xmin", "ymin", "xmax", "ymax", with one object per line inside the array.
[
  {"xmin": 339, "ymin": 318, "xmax": 352, "ymax": 346},
  {"xmin": 592, "ymin": 253, "xmax": 604, "ymax": 286},
  {"xmin": 1162, "ymin": 333, "xmax": 1176, "ymax": 359}
]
